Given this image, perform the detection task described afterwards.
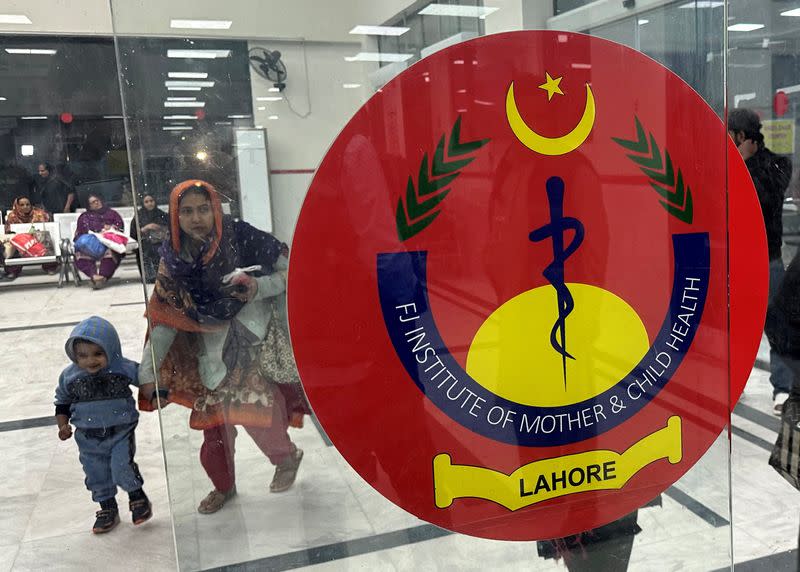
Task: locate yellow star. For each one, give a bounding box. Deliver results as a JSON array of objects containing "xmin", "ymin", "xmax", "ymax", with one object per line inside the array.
[{"xmin": 538, "ymin": 72, "xmax": 564, "ymax": 101}]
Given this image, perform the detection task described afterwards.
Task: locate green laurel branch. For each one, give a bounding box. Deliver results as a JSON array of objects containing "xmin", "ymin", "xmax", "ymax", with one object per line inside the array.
[
  {"xmin": 612, "ymin": 116, "xmax": 694, "ymax": 224},
  {"xmin": 396, "ymin": 116, "xmax": 490, "ymax": 241}
]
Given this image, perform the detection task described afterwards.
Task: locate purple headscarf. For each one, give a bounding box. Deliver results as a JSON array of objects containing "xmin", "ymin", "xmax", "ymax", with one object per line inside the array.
[{"xmin": 74, "ymin": 195, "xmax": 123, "ymax": 238}]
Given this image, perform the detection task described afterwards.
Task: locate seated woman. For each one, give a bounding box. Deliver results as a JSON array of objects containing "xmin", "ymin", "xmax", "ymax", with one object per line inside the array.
[
  {"xmin": 73, "ymin": 193, "xmax": 124, "ymax": 289},
  {"xmin": 3, "ymin": 195, "xmax": 58, "ymax": 279},
  {"xmin": 138, "ymin": 180, "xmax": 307, "ymax": 514},
  {"xmin": 130, "ymin": 192, "xmax": 169, "ymax": 283}
]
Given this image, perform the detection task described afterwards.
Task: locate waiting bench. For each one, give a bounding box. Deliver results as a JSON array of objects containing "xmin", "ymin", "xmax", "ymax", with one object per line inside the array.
[{"xmin": 5, "ymin": 221, "xmax": 81, "ymax": 287}]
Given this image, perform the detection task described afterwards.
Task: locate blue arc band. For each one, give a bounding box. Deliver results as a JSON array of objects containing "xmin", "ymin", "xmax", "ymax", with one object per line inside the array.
[{"xmin": 376, "ymin": 232, "xmax": 710, "ymax": 447}]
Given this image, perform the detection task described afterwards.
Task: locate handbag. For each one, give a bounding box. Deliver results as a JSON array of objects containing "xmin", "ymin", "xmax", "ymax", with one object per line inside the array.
[
  {"xmin": 33, "ymin": 229, "xmax": 55, "ymax": 256},
  {"xmin": 74, "ymin": 233, "xmax": 107, "ymax": 259},
  {"xmin": 10, "ymin": 233, "xmax": 46, "ymax": 257},
  {"xmin": 258, "ymin": 298, "xmax": 301, "ymax": 385},
  {"xmin": 92, "ymin": 228, "xmax": 138, "ymax": 254},
  {"xmin": 769, "ymin": 394, "xmax": 800, "ymax": 490}
]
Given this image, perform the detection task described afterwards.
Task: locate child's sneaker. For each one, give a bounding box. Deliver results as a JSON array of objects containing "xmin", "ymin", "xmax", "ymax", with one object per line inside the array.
[
  {"xmin": 129, "ymin": 490, "xmax": 152, "ymax": 525},
  {"xmin": 93, "ymin": 498, "xmax": 119, "ymax": 533}
]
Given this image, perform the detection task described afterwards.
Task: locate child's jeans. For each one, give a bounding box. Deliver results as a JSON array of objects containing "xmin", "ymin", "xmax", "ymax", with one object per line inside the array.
[{"xmin": 75, "ymin": 422, "xmax": 144, "ymax": 502}]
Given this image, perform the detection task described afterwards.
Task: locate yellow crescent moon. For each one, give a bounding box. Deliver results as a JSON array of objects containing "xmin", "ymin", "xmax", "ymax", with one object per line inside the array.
[{"xmin": 505, "ymin": 82, "xmax": 596, "ymax": 156}]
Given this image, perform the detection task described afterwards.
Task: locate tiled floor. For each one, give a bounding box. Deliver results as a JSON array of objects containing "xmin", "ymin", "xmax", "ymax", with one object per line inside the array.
[{"xmin": 0, "ymin": 265, "xmax": 798, "ymax": 571}]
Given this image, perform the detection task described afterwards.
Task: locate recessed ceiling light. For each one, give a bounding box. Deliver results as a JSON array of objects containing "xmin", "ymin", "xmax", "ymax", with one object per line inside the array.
[
  {"xmin": 163, "ymin": 126, "xmax": 193, "ymax": 131},
  {"xmin": 678, "ymin": 1, "xmax": 724, "ymax": 7},
  {"xmin": 20, "ymin": 144, "xmax": 34, "ymax": 156},
  {"xmin": 0, "ymin": 15, "xmax": 32, "ymax": 24},
  {"xmin": 728, "ymin": 23, "xmax": 764, "ymax": 31},
  {"xmin": 257, "ymin": 106, "xmax": 266, "ymax": 110},
  {"xmin": 165, "ymin": 80, "xmax": 214, "ymax": 88},
  {"xmin": 256, "ymin": 96, "xmax": 283, "ymax": 101},
  {"xmin": 268, "ymin": 87, "xmax": 280, "ymax": 92},
  {"xmin": 164, "ymin": 101, "xmax": 206, "ymax": 108},
  {"xmin": 342, "ymin": 83, "xmax": 361, "ymax": 89},
  {"xmin": 781, "ymin": 8, "xmax": 800, "ymax": 17},
  {"xmin": 167, "ymin": 96, "xmax": 197, "ymax": 101},
  {"xmin": 167, "ymin": 49, "xmax": 231, "ymax": 59},
  {"xmin": 170, "ymin": 19, "xmax": 232, "ymax": 30},
  {"xmin": 344, "ymin": 52, "xmax": 413, "ymax": 62},
  {"xmin": 349, "ymin": 25, "xmax": 410, "ymax": 36},
  {"xmin": 168, "ymin": 71, "xmax": 208, "ymax": 79},
  {"xmin": 268, "ymin": 115, "xmax": 279, "ymax": 120},
  {"xmin": 418, "ymin": 4, "xmax": 498, "ymax": 18},
  {"xmin": 163, "ymin": 114, "xmax": 198, "ymax": 120},
  {"xmin": 21, "ymin": 116, "xmax": 47, "ymax": 120},
  {"xmin": 5, "ymin": 48, "xmax": 56, "ymax": 55},
  {"xmin": 0, "ymin": 97, "xmax": 6, "ymax": 101},
  {"xmin": 638, "ymin": 19, "xmax": 649, "ymax": 25},
  {"xmin": 227, "ymin": 114, "xmax": 251, "ymax": 119},
  {"xmin": 167, "ymin": 86, "xmax": 202, "ymax": 91}
]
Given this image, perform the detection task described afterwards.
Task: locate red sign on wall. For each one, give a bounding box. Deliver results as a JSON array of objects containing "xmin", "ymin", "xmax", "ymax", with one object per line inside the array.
[{"xmin": 289, "ymin": 31, "xmax": 768, "ymax": 540}]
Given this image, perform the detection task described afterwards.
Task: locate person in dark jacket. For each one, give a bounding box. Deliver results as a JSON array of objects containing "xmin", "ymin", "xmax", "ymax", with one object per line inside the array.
[
  {"xmin": 36, "ymin": 162, "xmax": 76, "ymax": 215},
  {"xmin": 729, "ymin": 108, "xmax": 793, "ymax": 414}
]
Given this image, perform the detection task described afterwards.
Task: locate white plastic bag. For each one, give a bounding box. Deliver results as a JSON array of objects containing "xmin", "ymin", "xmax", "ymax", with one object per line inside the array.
[{"xmin": 91, "ymin": 228, "xmax": 138, "ymax": 254}]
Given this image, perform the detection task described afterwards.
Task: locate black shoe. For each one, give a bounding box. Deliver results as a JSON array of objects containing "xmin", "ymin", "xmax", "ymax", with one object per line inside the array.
[
  {"xmin": 92, "ymin": 508, "xmax": 120, "ymax": 533},
  {"xmin": 130, "ymin": 496, "xmax": 152, "ymax": 525}
]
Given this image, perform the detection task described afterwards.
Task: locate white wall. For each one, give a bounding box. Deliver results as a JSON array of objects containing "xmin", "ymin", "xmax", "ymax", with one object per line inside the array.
[{"xmin": 250, "ymin": 40, "xmax": 368, "ymax": 243}]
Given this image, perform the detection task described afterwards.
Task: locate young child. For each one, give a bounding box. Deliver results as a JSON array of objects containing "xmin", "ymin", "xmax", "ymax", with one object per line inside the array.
[{"xmin": 55, "ymin": 316, "xmax": 158, "ymax": 533}]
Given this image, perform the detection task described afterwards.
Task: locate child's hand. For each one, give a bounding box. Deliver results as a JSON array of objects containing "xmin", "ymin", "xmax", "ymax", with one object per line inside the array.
[{"xmin": 58, "ymin": 424, "xmax": 72, "ymax": 441}]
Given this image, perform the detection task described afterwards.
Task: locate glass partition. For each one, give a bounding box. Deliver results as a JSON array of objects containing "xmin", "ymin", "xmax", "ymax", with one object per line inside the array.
[{"xmin": 102, "ymin": 0, "xmax": 785, "ymax": 570}]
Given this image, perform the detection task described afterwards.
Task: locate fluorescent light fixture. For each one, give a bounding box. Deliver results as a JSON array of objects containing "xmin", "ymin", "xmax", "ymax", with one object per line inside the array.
[
  {"xmin": 21, "ymin": 116, "xmax": 47, "ymax": 120},
  {"xmin": 268, "ymin": 115, "xmax": 279, "ymax": 120},
  {"xmin": 167, "ymin": 96, "xmax": 196, "ymax": 101},
  {"xmin": 168, "ymin": 71, "xmax": 208, "ymax": 79},
  {"xmin": 5, "ymin": 48, "xmax": 56, "ymax": 55},
  {"xmin": 257, "ymin": 106, "xmax": 266, "ymax": 110},
  {"xmin": 349, "ymin": 25, "xmax": 409, "ymax": 36},
  {"xmin": 214, "ymin": 121, "xmax": 233, "ymax": 125},
  {"xmin": 167, "ymin": 49, "xmax": 231, "ymax": 59},
  {"xmin": 268, "ymin": 87, "xmax": 280, "ymax": 92},
  {"xmin": 678, "ymin": 1, "xmax": 723, "ymax": 7},
  {"xmin": 638, "ymin": 19, "xmax": 649, "ymax": 25},
  {"xmin": 777, "ymin": 83, "xmax": 800, "ymax": 95},
  {"xmin": 256, "ymin": 96, "xmax": 283, "ymax": 101},
  {"xmin": 20, "ymin": 144, "xmax": 33, "ymax": 156},
  {"xmin": 781, "ymin": 8, "xmax": 800, "ymax": 17},
  {"xmin": 163, "ymin": 114, "xmax": 198, "ymax": 119},
  {"xmin": 728, "ymin": 23, "xmax": 764, "ymax": 31},
  {"xmin": 0, "ymin": 97, "xmax": 6, "ymax": 101},
  {"xmin": 163, "ymin": 126, "xmax": 193, "ymax": 131},
  {"xmin": 103, "ymin": 115, "xmax": 124, "ymax": 119},
  {"xmin": 733, "ymin": 92, "xmax": 756, "ymax": 107},
  {"xmin": 165, "ymin": 80, "xmax": 214, "ymax": 88},
  {"xmin": 344, "ymin": 52, "xmax": 413, "ymax": 63},
  {"xmin": 170, "ymin": 19, "xmax": 232, "ymax": 30},
  {"xmin": 164, "ymin": 101, "xmax": 205, "ymax": 108},
  {"xmin": 227, "ymin": 114, "xmax": 251, "ymax": 119},
  {"xmin": 0, "ymin": 15, "xmax": 32, "ymax": 24},
  {"xmin": 342, "ymin": 83, "xmax": 361, "ymax": 89},
  {"xmin": 167, "ymin": 86, "xmax": 202, "ymax": 91},
  {"xmin": 418, "ymin": 4, "xmax": 498, "ymax": 18}
]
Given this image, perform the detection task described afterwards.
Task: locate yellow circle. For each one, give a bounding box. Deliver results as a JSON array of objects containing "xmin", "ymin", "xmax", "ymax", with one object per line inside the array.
[{"xmin": 465, "ymin": 283, "xmax": 649, "ymax": 407}]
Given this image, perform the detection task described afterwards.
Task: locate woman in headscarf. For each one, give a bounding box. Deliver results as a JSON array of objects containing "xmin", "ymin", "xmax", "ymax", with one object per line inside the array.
[
  {"xmin": 73, "ymin": 193, "xmax": 124, "ymax": 289},
  {"xmin": 130, "ymin": 192, "xmax": 169, "ymax": 283},
  {"xmin": 138, "ymin": 180, "xmax": 308, "ymax": 514},
  {"xmin": 3, "ymin": 195, "xmax": 58, "ymax": 279}
]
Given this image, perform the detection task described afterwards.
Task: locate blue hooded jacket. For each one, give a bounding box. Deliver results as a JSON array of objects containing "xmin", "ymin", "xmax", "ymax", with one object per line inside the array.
[{"xmin": 54, "ymin": 316, "xmax": 140, "ymax": 430}]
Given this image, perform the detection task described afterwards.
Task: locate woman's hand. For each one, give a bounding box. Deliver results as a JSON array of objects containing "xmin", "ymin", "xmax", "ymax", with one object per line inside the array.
[{"xmin": 230, "ymin": 273, "xmax": 258, "ymax": 302}]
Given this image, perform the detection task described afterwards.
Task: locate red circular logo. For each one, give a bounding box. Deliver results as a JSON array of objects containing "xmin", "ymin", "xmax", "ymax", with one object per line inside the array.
[{"xmin": 289, "ymin": 31, "xmax": 767, "ymax": 539}]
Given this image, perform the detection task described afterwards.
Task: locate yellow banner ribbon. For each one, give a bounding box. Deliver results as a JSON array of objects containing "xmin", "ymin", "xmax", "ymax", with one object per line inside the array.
[{"xmin": 434, "ymin": 416, "xmax": 682, "ymax": 511}]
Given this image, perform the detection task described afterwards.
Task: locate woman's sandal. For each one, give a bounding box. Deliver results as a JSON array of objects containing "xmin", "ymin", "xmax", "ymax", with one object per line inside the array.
[
  {"xmin": 270, "ymin": 448, "xmax": 304, "ymax": 493},
  {"xmin": 197, "ymin": 486, "xmax": 237, "ymax": 514}
]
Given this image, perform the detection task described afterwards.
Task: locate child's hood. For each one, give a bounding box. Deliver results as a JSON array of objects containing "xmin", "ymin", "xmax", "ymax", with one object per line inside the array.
[{"xmin": 65, "ymin": 316, "xmax": 137, "ymax": 377}]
